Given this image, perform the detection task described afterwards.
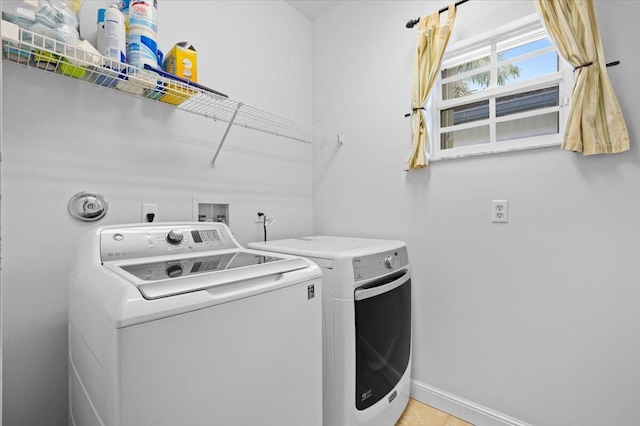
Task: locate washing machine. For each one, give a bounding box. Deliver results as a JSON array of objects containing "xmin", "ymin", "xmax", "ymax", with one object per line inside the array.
[
  {"xmin": 249, "ymin": 236, "xmax": 411, "ymax": 426},
  {"xmin": 68, "ymin": 222, "xmax": 323, "ymax": 426}
]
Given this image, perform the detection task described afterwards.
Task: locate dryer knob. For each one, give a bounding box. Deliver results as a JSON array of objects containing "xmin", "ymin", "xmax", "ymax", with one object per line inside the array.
[
  {"xmin": 166, "ymin": 230, "xmax": 184, "ymax": 245},
  {"xmin": 384, "ymin": 255, "xmax": 399, "ymax": 269}
]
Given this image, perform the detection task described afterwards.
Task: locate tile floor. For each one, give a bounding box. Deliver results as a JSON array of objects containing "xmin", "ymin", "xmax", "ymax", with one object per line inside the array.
[{"xmin": 396, "ymin": 399, "xmax": 473, "ymax": 426}]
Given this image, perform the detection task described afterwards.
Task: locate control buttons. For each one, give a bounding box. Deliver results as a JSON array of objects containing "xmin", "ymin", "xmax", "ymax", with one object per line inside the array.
[
  {"xmin": 352, "ymin": 247, "xmax": 408, "ymax": 281},
  {"xmin": 166, "ymin": 230, "xmax": 184, "ymax": 245},
  {"xmin": 165, "ymin": 264, "xmax": 184, "ymax": 278},
  {"xmin": 384, "ymin": 255, "xmax": 399, "ymax": 269}
]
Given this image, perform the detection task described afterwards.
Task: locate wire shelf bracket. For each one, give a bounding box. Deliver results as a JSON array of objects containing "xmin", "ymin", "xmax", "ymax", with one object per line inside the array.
[{"xmin": 211, "ymin": 102, "xmax": 242, "ymax": 168}]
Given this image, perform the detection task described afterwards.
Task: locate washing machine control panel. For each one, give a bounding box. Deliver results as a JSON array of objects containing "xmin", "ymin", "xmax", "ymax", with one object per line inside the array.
[
  {"xmin": 352, "ymin": 246, "xmax": 409, "ymax": 281},
  {"xmin": 100, "ymin": 224, "xmax": 239, "ymax": 262}
]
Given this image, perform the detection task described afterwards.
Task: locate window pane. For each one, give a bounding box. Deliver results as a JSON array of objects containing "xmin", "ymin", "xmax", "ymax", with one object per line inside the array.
[
  {"xmin": 496, "ymin": 86, "xmax": 559, "ymax": 117},
  {"xmin": 441, "ymin": 125, "xmax": 490, "ymax": 149},
  {"xmin": 442, "ymin": 55, "xmax": 490, "ymax": 77},
  {"xmin": 441, "ymin": 56, "xmax": 491, "ymax": 100},
  {"xmin": 498, "ymin": 38, "xmax": 553, "ymax": 60},
  {"xmin": 496, "ymin": 112, "xmax": 559, "ymax": 142},
  {"xmin": 498, "ymin": 51, "xmax": 558, "ymax": 86},
  {"xmin": 441, "ymin": 100, "xmax": 489, "ymax": 127},
  {"xmin": 442, "ymin": 71, "xmax": 491, "ymax": 100}
]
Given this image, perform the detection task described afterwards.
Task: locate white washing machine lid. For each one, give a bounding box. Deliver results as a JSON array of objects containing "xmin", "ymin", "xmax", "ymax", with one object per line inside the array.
[
  {"xmin": 104, "ymin": 250, "xmax": 310, "ymax": 300},
  {"xmin": 249, "ymin": 236, "xmax": 405, "ymax": 260},
  {"xmin": 70, "ymin": 222, "xmax": 322, "ymax": 327}
]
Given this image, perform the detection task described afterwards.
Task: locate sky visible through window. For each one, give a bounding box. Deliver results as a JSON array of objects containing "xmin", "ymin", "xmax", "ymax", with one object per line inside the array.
[
  {"xmin": 452, "ymin": 38, "xmax": 558, "ymax": 95},
  {"xmin": 500, "ymin": 38, "xmax": 557, "ymax": 83}
]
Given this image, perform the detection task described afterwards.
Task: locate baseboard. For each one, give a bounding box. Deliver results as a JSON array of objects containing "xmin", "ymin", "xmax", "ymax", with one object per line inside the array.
[{"xmin": 410, "ymin": 380, "xmax": 533, "ymax": 426}]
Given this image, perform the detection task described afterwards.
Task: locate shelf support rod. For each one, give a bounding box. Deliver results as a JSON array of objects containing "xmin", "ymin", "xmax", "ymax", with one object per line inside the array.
[{"xmin": 211, "ymin": 102, "xmax": 243, "ymax": 168}]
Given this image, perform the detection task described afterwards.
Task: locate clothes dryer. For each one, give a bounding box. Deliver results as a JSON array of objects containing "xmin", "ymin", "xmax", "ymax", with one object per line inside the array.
[{"xmin": 249, "ymin": 236, "xmax": 411, "ymax": 426}]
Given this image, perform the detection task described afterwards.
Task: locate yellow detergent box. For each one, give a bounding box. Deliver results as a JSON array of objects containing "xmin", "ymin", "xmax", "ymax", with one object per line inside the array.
[{"xmin": 163, "ymin": 42, "xmax": 198, "ymax": 83}]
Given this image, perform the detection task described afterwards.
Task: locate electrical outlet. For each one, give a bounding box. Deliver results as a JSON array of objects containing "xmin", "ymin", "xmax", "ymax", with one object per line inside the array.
[
  {"xmin": 254, "ymin": 205, "xmax": 264, "ymax": 223},
  {"xmin": 491, "ymin": 200, "xmax": 509, "ymax": 223},
  {"xmin": 142, "ymin": 203, "xmax": 159, "ymax": 222}
]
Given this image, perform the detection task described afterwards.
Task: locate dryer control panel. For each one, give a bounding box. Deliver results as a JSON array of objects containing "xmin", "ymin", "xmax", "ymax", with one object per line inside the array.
[
  {"xmin": 100, "ymin": 223, "xmax": 239, "ymax": 262},
  {"xmin": 352, "ymin": 246, "xmax": 409, "ymax": 281}
]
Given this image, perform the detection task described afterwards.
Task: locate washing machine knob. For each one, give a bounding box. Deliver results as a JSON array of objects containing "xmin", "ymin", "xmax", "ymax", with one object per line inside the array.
[
  {"xmin": 166, "ymin": 264, "xmax": 184, "ymax": 278},
  {"xmin": 166, "ymin": 230, "xmax": 184, "ymax": 245},
  {"xmin": 384, "ymin": 255, "xmax": 399, "ymax": 269}
]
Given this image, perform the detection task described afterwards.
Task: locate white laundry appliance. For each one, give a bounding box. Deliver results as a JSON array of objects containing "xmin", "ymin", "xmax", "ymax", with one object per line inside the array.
[
  {"xmin": 249, "ymin": 236, "xmax": 411, "ymax": 426},
  {"xmin": 68, "ymin": 222, "xmax": 323, "ymax": 426}
]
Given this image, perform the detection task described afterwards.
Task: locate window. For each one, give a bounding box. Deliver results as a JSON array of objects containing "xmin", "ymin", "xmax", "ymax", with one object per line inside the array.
[{"xmin": 429, "ymin": 14, "xmax": 573, "ymax": 160}]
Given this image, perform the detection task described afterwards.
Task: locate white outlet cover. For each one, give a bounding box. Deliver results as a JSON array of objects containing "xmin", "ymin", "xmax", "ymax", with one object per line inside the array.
[
  {"xmin": 254, "ymin": 205, "xmax": 264, "ymax": 223},
  {"xmin": 492, "ymin": 200, "xmax": 509, "ymax": 223}
]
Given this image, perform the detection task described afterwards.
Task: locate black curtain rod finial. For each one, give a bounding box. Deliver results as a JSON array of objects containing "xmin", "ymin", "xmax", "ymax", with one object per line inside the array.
[{"xmin": 406, "ymin": 18, "xmax": 419, "ymax": 29}]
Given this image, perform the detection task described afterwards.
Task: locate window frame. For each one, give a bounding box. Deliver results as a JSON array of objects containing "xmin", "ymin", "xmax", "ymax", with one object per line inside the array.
[{"xmin": 428, "ymin": 14, "xmax": 574, "ymax": 161}]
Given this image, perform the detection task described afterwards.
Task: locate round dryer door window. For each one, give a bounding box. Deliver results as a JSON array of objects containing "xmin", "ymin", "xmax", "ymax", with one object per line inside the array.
[{"xmin": 354, "ymin": 271, "xmax": 411, "ymax": 410}]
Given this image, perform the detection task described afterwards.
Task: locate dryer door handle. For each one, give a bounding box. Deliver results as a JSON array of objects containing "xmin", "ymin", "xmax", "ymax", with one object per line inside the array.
[{"xmin": 354, "ymin": 270, "xmax": 410, "ymax": 301}]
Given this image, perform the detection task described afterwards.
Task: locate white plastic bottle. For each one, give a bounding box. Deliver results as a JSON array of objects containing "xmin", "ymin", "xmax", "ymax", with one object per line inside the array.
[
  {"xmin": 104, "ymin": 4, "xmax": 126, "ymax": 65},
  {"xmin": 127, "ymin": 0, "xmax": 158, "ymax": 70}
]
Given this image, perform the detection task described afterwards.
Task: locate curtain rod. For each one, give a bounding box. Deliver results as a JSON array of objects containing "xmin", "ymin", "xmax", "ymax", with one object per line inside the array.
[
  {"xmin": 403, "ymin": 1, "xmax": 621, "ymax": 69},
  {"xmin": 405, "ymin": 0, "xmax": 470, "ymax": 28}
]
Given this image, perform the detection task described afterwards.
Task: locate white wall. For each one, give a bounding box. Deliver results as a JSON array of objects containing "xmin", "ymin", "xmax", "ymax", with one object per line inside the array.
[
  {"xmin": 313, "ymin": 1, "xmax": 640, "ymax": 425},
  {"xmin": 1, "ymin": 38, "xmax": 4, "ymax": 426},
  {"xmin": 1, "ymin": 2, "xmax": 314, "ymax": 425}
]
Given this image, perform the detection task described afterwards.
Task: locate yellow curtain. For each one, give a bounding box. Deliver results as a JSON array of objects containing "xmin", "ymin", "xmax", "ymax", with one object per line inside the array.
[
  {"xmin": 406, "ymin": 5, "xmax": 456, "ymax": 170},
  {"xmin": 534, "ymin": 0, "xmax": 629, "ymax": 155}
]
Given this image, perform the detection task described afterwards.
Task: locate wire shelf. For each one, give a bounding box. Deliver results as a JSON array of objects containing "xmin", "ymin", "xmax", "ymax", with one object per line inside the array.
[{"xmin": 2, "ymin": 25, "xmax": 342, "ymax": 162}]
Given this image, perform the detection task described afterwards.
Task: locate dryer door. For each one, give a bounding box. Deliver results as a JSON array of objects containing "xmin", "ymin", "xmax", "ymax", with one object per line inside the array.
[{"xmin": 354, "ymin": 270, "xmax": 411, "ymax": 410}]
